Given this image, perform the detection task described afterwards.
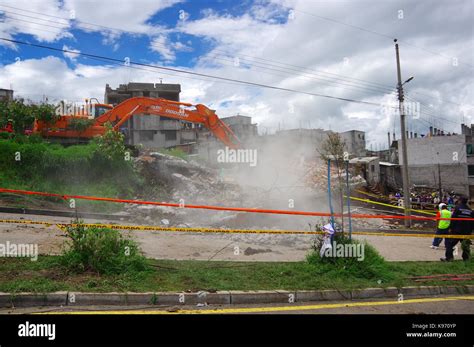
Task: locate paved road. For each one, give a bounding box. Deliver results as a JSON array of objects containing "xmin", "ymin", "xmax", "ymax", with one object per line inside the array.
[{"xmin": 2, "ymin": 295, "xmax": 473, "ymax": 314}]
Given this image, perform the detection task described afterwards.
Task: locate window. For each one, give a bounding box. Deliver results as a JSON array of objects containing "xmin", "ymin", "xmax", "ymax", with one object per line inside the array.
[
  {"xmin": 371, "ymin": 165, "xmax": 375, "ymax": 172},
  {"xmin": 468, "ymin": 165, "xmax": 474, "ymax": 176},
  {"xmin": 467, "ymin": 143, "xmax": 473, "ymax": 156},
  {"xmin": 140, "ymin": 131, "xmax": 154, "ymax": 141},
  {"xmin": 164, "ymin": 130, "xmax": 177, "ymax": 141},
  {"xmin": 93, "ymin": 105, "xmax": 110, "ymax": 118}
]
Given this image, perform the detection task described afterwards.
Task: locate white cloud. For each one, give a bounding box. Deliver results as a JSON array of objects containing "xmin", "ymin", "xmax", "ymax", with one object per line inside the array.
[
  {"xmin": 62, "ymin": 45, "xmax": 80, "ymax": 62},
  {"xmin": 63, "ymin": 0, "xmax": 181, "ymax": 36},
  {"xmin": 0, "ymin": 0, "xmax": 72, "ymax": 43},
  {"xmin": 173, "ymin": 0, "xmax": 473, "ymax": 147},
  {"xmin": 0, "ymin": 0, "xmax": 182, "ymax": 47},
  {"xmin": 149, "ymin": 35, "xmax": 192, "ymax": 62}
]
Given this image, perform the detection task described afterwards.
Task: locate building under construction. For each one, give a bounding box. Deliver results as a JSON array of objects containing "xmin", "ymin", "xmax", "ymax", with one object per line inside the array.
[{"xmin": 105, "ymin": 82, "xmax": 202, "ymax": 148}]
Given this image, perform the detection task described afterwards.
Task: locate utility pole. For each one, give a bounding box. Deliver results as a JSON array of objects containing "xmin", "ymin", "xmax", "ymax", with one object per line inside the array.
[
  {"xmin": 437, "ymin": 151, "xmax": 442, "ymax": 198},
  {"xmin": 394, "ymin": 39, "xmax": 412, "ymax": 227}
]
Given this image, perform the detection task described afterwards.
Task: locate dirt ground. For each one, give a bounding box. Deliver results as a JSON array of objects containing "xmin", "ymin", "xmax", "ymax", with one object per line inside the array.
[{"xmin": 0, "ymin": 212, "xmax": 465, "ymax": 262}]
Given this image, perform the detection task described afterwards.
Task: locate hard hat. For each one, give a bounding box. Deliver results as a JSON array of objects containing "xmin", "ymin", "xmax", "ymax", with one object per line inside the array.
[{"xmin": 439, "ymin": 203, "xmax": 447, "ymax": 210}]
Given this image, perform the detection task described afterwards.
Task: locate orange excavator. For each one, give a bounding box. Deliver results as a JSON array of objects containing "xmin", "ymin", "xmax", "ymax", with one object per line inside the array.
[{"xmin": 33, "ymin": 97, "xmax": 241, "ymax": 149}]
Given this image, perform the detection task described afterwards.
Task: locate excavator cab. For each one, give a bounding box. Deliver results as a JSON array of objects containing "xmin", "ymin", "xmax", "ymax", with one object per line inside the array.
[
  {"xmin": 91, "ymin": 104, "xmax": 113, "ymax": 118},
  {"xmin": 85, "ymin": 98, "xmax": 113, "ymax": 119}
]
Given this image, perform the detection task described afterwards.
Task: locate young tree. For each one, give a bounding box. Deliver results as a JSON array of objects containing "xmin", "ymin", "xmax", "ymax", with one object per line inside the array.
[
  {"xmin": 319, "ymin": 132, "xmax": 347, "ymax": 232},
  {"xmin": 92, "ymin": 122, "xmax": 127, "ymax": 160}
]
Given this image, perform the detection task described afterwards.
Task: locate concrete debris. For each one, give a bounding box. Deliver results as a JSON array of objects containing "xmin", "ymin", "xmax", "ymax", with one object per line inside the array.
[
  {"xmin": 128, "ymin": 151, "xmax": 241, "ymax": 225},
  {"xmin": 304, "ymin": 160, "xmax": 366, "ymax": 190}
]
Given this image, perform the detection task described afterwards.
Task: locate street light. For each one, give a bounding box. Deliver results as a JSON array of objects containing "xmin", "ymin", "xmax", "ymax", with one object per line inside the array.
[{"xmin": 403, "ymin": 76, "xmax": 414, "ymax": 85}]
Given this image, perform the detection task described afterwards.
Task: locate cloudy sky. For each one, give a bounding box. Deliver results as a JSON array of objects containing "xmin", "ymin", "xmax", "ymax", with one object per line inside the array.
[{"xmin": 0, "ymin": 0, "xmax": 472, "ymax": 149}]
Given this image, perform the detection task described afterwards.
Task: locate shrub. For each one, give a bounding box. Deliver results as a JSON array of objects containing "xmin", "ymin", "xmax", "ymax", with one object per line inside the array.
[
  {"xmin": 91, "ymin": 122, "xmax": 127, "ymax": 161},
  {"xmin": 67, "ymin": 118, "xmax": 95, "ymax": 132},
  {"xmin": 59, "ymin": 223, "xmax": 149, "ymax": 274},
  {"xmin": 306, "ymin": 233, "xmax": 394, "ymax": 281}
]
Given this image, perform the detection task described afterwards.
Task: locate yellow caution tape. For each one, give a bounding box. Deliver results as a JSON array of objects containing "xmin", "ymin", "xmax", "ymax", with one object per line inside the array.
[
  {"xmin": 351, "ymin": 231, "xmax": 473, "ymax": 239},
  {"xmin": 354, "ymin": 189, "xmax": 389, "ymax": 200},
  {"xmin": 347, "ymin": 195, "xmax": 437, "ymax": 216},
  {"xmin": 1, "ymin": 219, "xmax": 473, "ymax": 239}
]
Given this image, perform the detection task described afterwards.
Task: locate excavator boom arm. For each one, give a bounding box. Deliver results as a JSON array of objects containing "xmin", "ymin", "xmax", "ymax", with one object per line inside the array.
[
  {"xmin": 96, "ymin": 97, "xmax": 241, "ymax": 148},
  {"xmin": 33, "ymin": 97, "xmax": 241, "ymax": 149}
]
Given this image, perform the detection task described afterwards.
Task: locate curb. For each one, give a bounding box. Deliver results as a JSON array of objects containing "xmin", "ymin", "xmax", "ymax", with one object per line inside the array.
[{"xmin": 1, "ymin": 285, "xmax": 473, "ymax": 308}]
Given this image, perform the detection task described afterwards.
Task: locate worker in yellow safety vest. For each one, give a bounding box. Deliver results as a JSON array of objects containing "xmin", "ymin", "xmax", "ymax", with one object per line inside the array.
[{"xmin": 430, "ymin": 203, "xmax": 451, "ymax": 250}]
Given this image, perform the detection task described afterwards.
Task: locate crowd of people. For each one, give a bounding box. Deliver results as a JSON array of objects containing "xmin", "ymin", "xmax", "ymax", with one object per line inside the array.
[
  {"xmin": 391, "ymin": 190, "xmax": 456, "ymax": 210},
  {"xmin": 389, "ymin": 189, "xmax": 472, "ymax": 261}
]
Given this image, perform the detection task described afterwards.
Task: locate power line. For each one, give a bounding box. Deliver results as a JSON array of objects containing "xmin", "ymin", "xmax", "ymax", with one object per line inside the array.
[
  {"xmin": 405, "ymin": 92, "xmax": 474, "ymax": 110},
  {"xmin": 1, "ymin": 15, "xmax": 398, "ymax": 100},
  {"xmin": 210, "ymin": 55, "xmax": 395, "ymax": 96},
  {"xmin": 291, "ymin": 7, "xmax": 474, "ymax": 69},
  {"xmin": 1, "ymin": 6, "xmax": 398, "ymax": 95},
  {"xmin": 404, "ymin": 95, "xmax": 464, "ymax": 125},
  {"xmin": 8, "ymin": 25, "xmax": 387, "ymax": 101},
  {"xmin": 0, "ymin": 4, "xmax": 125, "ymax": 34},
  {"xmin": 0, "ymin": 37, "xmax": 390, "ymax": 108},
  {"xmin": 2, "ymin": 14, "xmax": 68, "ymax": 31},
  {"xmin": 204, "ymin": 48, "xmax": 395, "ymax": 91},
  {"xmin": 164, "ymin": 48, "xmax": 396, "ymax": 93},
  {"xmin": 83, "ymin": 54, "xmax": 253, "ymax": 88},
  {"xmin": 1, "ymin": 9, "xmax": 69, "ymax": 28},
  {"xmin": 1, "ymin": 12, "xmax": 395, "ymax": 96},
  {"xmin": 2, "ymin": 4, "xmax": 471, "ymax": 109}
]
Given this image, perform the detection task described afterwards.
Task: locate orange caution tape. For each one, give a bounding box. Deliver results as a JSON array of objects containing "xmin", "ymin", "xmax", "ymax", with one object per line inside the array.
[{"xmin": 1, "ymin": 187, "xmax": 474, "ymax": 221}]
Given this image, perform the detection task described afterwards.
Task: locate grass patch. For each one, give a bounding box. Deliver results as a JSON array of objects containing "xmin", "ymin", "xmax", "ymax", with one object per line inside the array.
[
  {"xmin": 0, "ymin": 137, "xmax": 143, "ymax": 212},
  {"xmin": 158, "ymin": 147, "xmax": 188, "ymax": 160},
  {"xmin": 0, "ymin": 256, "xmax": 472, "ymax": 293}
]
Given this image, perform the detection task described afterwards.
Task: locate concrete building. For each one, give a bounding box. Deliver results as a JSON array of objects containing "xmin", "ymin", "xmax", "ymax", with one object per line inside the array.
[
  {"xmin": 221, "ymin": 115, "xmax": 258, "ymax": 141},
  {"xmin": 349, "ymin": 157, "xmax": 380, "ymax": 186},
  {"xmin": 397, "ymin": 125, "xmax": 473, "ymax": 198},
  {"xmin": 104, "ymin": 82, "xmax": 181, "ymax": 104},
  {"xmin": 104, "ymin": 82, "xmax": 203, "ymax": 149},
  {"xmin": 379, "ymin": 161, "xmax": 401, "ymax": 193},
  {"xmin": 340, "ymin": 130, "xmax": 366, "ymax": 157},
  {"xmin": 0, "ymin": 88, "xmax": 13, "ymax": 102}
]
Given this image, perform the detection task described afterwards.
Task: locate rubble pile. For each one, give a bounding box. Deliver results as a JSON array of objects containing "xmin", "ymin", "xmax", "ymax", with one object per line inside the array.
[
  {"xmin": 125, "ymin": 151, "xmax": 242, "ymax": 225},
  {"xmin": 304, "ymin": 160, "xmax": 366, "ymax": 190}
]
